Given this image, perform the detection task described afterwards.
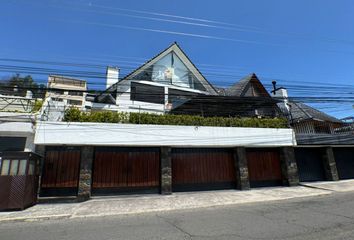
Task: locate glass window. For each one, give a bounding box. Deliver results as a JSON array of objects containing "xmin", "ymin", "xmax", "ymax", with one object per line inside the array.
[
  {"xmin": 168, "ymin": 89, "xmax": 198, "ymax": 108},
  {"xmin": 68, "ymin": 100, "xmax": 82, "ymax": 105},
  {"xmin": 135, "ymin": 52, "xmax": 206, "ymax": 91},
  {"xmin": 1, "ymin": 159, "xmax": 10, "ymax": 175},
  {"xmin": 0, "ymin": 137, "xmax": 26, "ymax": 151},
  {"xmin": 28, "ymin": 161, "xmax": 35, "ymax": 175},
  {"xmin": 130, "ymin": 82, "xmax": 165, "ymax": 104},
  {"xmin": 10, "ymin": 160, "xmax": 19, "ymax": 175},
  {"xmin": 18, "ymin": 160, "xmax": 27, "ymax": 175},
  {"xmin": 69, "ymin": 91, "xmax": 83, "ymax": 96}
]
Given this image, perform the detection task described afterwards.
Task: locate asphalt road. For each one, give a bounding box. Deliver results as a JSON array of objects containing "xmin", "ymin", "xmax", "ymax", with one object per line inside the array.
[{"xmin": 1, "ymin": 191, "xmax": 354, "ymax": 240}]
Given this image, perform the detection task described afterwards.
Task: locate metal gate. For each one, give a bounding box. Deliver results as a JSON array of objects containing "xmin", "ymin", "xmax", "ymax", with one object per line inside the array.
[
  {"xmin": 171, "ymin": 148, "xmax": 236, "ymax": 192},
  {"xmin": 295, "ymin": 148, "xmax": 326, "ymax": 182},
  {"xmin": 0, "ymin": 152, "xmax": 40, "ymax": 211},
  {"xmin": 334, "ymin": 147, "xmax": 354, "ymax": 180},
  {"xmin": 92, "ymin": 147, "xmax": 160, "ymax": 195},
  {"xmin": 40, "ymin": 147, "xmax": 81, "ymax": 197},
  {"xmin": 247, "ymin": 148, "xmax": 282, "ymax": 187}
]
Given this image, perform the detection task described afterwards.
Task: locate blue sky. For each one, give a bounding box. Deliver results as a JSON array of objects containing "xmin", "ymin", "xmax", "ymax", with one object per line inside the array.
[{"xmin": 0, "ymin": 0, "xmax": 353, "ymax": 118}]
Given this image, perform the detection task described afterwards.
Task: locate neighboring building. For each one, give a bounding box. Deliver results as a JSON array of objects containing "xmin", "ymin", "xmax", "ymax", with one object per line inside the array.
[
  {"xmin": 46, "ymin": 75, "xmax": 87, "ymax": 108},
  {"xmin": 0, "ymin": 91, "xmax": 36, "ymax": 113},
  {"xmin": 270, "ymin": 81, "xmax": 354, "ymax": 145},
  {"xmin": 270, "ymin": 81, "xmax": 346, "ymax": 134},
  {"xmin": 285, "ymin": 101, "xmax": 344, "ymax": 134}
]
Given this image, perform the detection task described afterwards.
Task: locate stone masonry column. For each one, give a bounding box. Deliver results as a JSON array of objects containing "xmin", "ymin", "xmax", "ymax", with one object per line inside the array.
[
  {"xmin": 280, "ymin": 147, "xmax": 299, "ymax": 186},
  {"xmin": 77, "ymin": 146, "xmax": 94, "ymax": 202},
  {"xmin": 321, "ymin": 147, "xmax": 339, "ymax": 181},
  {"xmin": 160, "ymin": 147, "xmax": 172, "ymax": 195},
  {"xmin": 35, "ymin": 145, "xmax": 46, "ymax": 196},
  {"xmin": 233, "ymin": 147, "xmax": 250, "ymax": 190}
]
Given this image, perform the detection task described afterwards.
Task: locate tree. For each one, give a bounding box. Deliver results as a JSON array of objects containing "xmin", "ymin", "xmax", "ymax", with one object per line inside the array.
[{"xmin": 0, "ymin": 74, "xmax": 45, "ymax": 98}]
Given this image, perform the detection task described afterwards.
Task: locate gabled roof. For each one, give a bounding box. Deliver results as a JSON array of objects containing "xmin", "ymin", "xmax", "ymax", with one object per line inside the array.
[
  {"xmin": 106, "ymin": 42, "xmax": 218, "ymax": 95},
  {"xmin": 286, "ymin": 101, "xmax": 342, "ymax": 123},
  {"xmin": 225, "ymin": 73, "xmax": 271, "ymax": 98}
]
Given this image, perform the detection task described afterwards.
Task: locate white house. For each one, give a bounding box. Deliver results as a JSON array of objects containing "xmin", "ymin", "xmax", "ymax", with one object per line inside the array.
[{"xmin": 89, "ymin": 42, "xmax": 218, "ymax": 114}]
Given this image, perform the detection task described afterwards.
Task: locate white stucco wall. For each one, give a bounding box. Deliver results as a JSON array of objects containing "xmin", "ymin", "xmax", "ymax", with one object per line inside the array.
[
  {"xmin": 35, "ymin": 121, "xmax": 297, "ymax": 147},
  {"xmin": 0, "ymin": 121, "xmax": 35, "ymax": 151}
]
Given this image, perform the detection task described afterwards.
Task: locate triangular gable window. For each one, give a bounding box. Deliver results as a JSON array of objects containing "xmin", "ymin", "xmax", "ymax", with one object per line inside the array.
[{"xmin": 134, "ymin": 52, "xmax": 206, "ymax": 91}]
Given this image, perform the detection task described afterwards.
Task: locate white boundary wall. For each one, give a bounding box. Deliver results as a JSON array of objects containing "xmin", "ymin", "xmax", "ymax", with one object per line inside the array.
[
  {"xmin": 0, "ymin": 121, "xmax": 35, "ymax": 151},
  {"xmin": 35, "ymin": 121, "xmax": 296, "ymax": 147}
]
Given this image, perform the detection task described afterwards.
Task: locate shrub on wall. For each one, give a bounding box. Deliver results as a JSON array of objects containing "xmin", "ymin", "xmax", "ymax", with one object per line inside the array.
[
  {"xmin": 31, "ymin": 99, "xmax": 43, "ymax": 113},
  {"xmin": 63, "ymin": 108, "xmax": 288, "ymax": 128}
]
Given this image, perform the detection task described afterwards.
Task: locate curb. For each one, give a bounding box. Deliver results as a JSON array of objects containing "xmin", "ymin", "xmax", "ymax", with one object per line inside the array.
[
  {"xmin": 0, "ymin": 214, "xmax": 71, "ymax": 223},
  {"xmin": 0, "ymin": 186, "xmax": 343, "ymax": 223},
  {"xmin": 299, "ymin": 183, "xmax": 336, "ymax": 192}
]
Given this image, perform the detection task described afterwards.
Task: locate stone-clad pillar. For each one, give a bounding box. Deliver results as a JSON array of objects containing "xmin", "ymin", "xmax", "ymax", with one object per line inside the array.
[
  {"xmin": 280, "ymin": 147, "xmax": 299, "ymax": 186},
  {"xmin": 233, "ymin": 147, "xmax": 250, "ymax": 190},
  {"xmin": 322, "ymin": 147, "xmax": 339, "ymax": 181},
  {"xmin": 160, "ymin": 147, "xmax": 172, "ymax": 195},
  {"xmin": 77, "ymin": 146, "xmax": 94, "ymax": 202},
  {"xmin": 35, "ymin": 145, "xmax": 46, "ymax": 196}
]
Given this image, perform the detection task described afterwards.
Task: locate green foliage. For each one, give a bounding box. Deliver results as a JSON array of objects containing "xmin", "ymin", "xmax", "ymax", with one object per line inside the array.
[
  {"xmin": 32, "ymin": 99, "xmax": 43, "ymax": 113},
  {"xmin": 63, "ymin": 108, "xmax": 129, "ymax": 123},
  {"xmin": 0, "ymin": 74, "xmax": 45, "ymax": 98},
  {"xmin": 64, "ymin": 108, "xmax": 288, "ymax": 128}
]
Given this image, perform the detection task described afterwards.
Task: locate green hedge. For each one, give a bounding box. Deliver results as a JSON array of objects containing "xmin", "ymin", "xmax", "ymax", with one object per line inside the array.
[{"xmin": 63, "ymin": 108, "xmax": 288, "ymax": 128}]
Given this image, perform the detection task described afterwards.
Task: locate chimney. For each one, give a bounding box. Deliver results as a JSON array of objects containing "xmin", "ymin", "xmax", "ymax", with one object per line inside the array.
[
  {"xmin": 271, "ymin": 81, "xmax": 290, "ymax": 112},
  {"xmin": 25, "ymin": 90, "xmax": 33, "ymax": 99},
  {"xmin": 272, "ymin": 81, "xmax": 277, "ymax": 93},
  {"xmin": 106, "ymin": 66, "xmax": 119, "ymax": 89}
]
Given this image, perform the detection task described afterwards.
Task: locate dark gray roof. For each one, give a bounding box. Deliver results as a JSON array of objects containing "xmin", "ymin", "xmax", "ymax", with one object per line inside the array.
[
  {"xmin": 225, "ymin": 73, "xmax": 271, "ymax": 98},
  {"xmin": 225, "ymin": 74, "xmax": 253, "ymax": 96},
  {"xmin": 96, "ymin": 93, "xmax": 116, "ymax": 104},
  {"xmin": 285, "ymin": 101, "xmax": 342, "ymax": 123}
]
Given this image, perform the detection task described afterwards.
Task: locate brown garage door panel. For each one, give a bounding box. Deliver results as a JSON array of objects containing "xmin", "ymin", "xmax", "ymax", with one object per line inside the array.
[
  {"xmin": 92, "ymin": 147, "xmax": 160, "ymax": 194},
  {"xmin": 172, "ymin": 148, "xmax": 236, "ymax": 191},
  {"xmin": 247, "ymin": 149, "xmax": 282, "ymax": 187},
  {"xmin": 40, "ymin": 147, "xmax": 81, "ymax": 197}
]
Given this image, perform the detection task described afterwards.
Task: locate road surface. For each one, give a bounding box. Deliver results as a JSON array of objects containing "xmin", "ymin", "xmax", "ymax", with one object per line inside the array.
[{"xmin": 1, "ymin": 191, "xmax": 354, "ymax": 240}]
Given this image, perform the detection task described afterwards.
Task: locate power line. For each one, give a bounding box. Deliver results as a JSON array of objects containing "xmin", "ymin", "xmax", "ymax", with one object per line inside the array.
[{"xmin": 0, "ymin": 61, "xmax": 353, "ymax": 91}]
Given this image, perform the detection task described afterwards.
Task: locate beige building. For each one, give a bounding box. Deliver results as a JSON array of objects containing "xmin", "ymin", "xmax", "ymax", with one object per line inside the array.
[{"xmin": 46, "ymin": 75, "xmax": 87, "ymax": 107}]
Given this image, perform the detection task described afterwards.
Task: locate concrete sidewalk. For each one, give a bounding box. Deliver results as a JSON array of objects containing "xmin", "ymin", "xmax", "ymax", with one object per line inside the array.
[
  {"xmin": 1, "ymin": 180, "xmax": 353, "ymax": 223},
  {"xmin": 300, "ymin": 179, "xmax": 354, "ymax": 192}
]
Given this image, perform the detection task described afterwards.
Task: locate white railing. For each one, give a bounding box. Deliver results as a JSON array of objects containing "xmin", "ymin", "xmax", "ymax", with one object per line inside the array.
[{"xmin": 37, "ymin": 97, "xmax": 66, "ymax": 121}]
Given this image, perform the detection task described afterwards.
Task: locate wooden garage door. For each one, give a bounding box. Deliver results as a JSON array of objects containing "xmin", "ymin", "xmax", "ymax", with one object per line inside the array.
[
  {"xmin": 40, "ymin": 147, "xmax": 81, "ymax": 197},
  {"xmin": 334, "ymin": 147, "xmax": 354, "ymax": 180},
  {"xmin": 295, "ymin": 148, "xmax": 326, "ymax": 182},
  {"xmin": 247, "ymin": 148, "xmax": 282, "ymax": 187},
  {"xmin": 92, "ymin": 147, "xmax": 160, "ymax": 195},
  {"xmin": 172, "ymin": 148, "xmax": 236, "ymax": 192}
]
